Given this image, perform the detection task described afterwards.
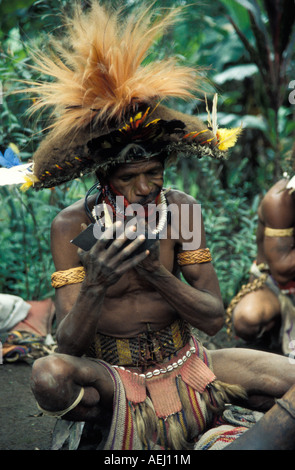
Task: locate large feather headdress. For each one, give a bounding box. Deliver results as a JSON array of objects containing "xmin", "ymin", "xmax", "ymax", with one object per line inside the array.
[{"xmin": 13, "ymin": 1, "xmax": 241, "ymax": 189}]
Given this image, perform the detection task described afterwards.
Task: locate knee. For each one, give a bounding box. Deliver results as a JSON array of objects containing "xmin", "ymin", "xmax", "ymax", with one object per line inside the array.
[
  {"xmin": 233, "ymin": 303, "xmax": 262, "ymax": 339},
  {"xmin": 31, "ymin": 354, "xmax": 71, "ymax": 404}
]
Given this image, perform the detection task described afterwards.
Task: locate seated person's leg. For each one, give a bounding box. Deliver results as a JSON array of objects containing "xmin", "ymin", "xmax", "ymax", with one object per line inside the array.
[
  {"xmin": 31, "ymin": 353, "xmax": 114, "ymax": 422},
  {"xmin": 210, "ymin": 347, "xmax": 295, "ymax": 402},
  {"xmin": 225, "ymin": 384, "xmax": 295, "ymax": 450}
]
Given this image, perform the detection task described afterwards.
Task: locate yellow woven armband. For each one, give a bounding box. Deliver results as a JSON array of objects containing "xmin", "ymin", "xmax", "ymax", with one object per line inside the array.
[
  {"xmin": 264, "ymin": 227, "xmax": 294, "ymax": 237},
  {"xmin": 177, "ymin": 248, "xmax": 212, "ymax": 266},
  {"xmin": 51, "ymin": 266, "xmax": 86, "ymax": 288}
]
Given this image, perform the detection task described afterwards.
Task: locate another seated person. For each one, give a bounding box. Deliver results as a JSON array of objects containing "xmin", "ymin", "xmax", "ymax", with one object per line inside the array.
[{"xmin": 228, "ymin": 170, "xmax": 295, "ymax": 355}]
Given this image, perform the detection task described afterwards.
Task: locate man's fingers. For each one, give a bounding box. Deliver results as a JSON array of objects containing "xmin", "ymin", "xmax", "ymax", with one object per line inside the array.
[
  {"xmin": 115, "ymin": 248, "xmax": 149, "ymax": 276},
  {"xmin": 95, "ymin": 221, "xmax": 123, "ymax": 250},
  {"xmin": 110, "ymin": 228, "xmax": 147, "ymax": 261},
  {"xmin": 107, "ymin": 226, "xmax": 144, "ymax": 256}
]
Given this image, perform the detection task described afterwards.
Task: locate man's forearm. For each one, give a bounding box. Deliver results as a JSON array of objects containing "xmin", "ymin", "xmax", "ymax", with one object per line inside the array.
[
  {"xmin": 140, "ymin": 266, "xmax": 224, "ymax": 335},
  {"xmin": 56, "ymin": 284, "xmax": 106, "ymax": 356}
]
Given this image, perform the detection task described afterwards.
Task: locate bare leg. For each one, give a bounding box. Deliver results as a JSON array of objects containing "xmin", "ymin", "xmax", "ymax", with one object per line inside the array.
[
  {"xmin": 210, "ymin": 348, "xmax": 295, "ymax": 449},
  {"xmin": 210, "ymin": 347, "xmax": 295, "ymax": 398},
  {"xmin": 31, "ymin": 353, "xmax": 114, "ymax": 422},
  {"xmin": 32, "ymin": 349, "xmax": 295, "ymax": 450},
  {"xmin": 225, "ymin": 385, "xmax": 295, "ymax": 450}
]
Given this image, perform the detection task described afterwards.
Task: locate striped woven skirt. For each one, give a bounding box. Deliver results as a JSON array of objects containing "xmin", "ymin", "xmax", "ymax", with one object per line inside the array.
[{"xmin": 88, "ymin": 320, "xmax": 247, "ymax": 450}]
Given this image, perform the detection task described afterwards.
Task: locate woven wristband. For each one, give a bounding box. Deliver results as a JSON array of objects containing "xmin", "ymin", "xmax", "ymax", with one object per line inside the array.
[
  {"xmin": 51, "ymin": 266, "xmax": 86, "ymax": 288},
  {"xmin": 177, "ymin": 248, "xmax": 212, "ymax": 266}
]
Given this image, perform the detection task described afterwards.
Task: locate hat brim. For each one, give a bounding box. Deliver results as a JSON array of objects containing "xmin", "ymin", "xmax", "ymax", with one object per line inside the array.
[{"xmin": 31, "ymin": 104, "xmax": 221, "ymax": 189}]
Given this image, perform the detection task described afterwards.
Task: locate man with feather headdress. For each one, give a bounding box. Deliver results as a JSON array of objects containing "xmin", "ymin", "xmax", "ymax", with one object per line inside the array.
[{"xmin": 15, "ymin": 1, "xmax": 295, "ymax": 450}]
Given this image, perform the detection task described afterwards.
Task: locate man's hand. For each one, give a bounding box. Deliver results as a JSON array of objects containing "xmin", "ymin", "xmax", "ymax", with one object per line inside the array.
[
  {"xmin": 135, "ymin": 239, "xmax": 162, "ymax": 276},
  {"xmin": 78, "ymin": 222, "xmax": 149, "ymax": 288}
]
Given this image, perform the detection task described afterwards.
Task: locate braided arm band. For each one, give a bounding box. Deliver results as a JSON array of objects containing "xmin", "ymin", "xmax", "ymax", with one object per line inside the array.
[
  {"xmin": 265, "ymin": 227, "xmax": 294, "ymax": 237},
  {"xmin": 177, "ymin": 248, "xmax": 212, "ymax": 266},
  {"xmin": 51, "ymin": 266, "xmax": 86, "ymax": 288}
]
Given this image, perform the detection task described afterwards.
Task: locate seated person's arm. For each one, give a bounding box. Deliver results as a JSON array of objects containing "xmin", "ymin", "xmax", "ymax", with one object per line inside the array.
[
  {"xmin": 262, "ymin": 193, "xmax": 295, "ymax": 284},
  {"xmin": 50, "ymin": 208, "xmax": 106, "ymax": 356},
  {"xmin": 51, "ymin": 207, "xmax": 147, "ymax": 355}
]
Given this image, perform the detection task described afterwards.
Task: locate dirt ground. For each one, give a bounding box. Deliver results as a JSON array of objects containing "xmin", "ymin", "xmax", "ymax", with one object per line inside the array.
[
  {"xmin": 0, "ymin": 360, "xmax": 55, "ymax": 451},
  {"xmin": 0, "ymin": 327, "xmax": 281, "ymax": 452}
]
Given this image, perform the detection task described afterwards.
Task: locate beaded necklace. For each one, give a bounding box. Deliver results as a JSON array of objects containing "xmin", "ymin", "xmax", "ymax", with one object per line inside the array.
[{"xmin": 92, "ymin": 186, "xmax": 168, "ymax": 235}]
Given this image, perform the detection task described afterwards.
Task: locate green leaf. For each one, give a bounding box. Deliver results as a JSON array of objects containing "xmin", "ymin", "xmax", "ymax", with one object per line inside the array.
[
  {"xmin": 214, "ymin": 64, "xmax": 258, "ymax": 84},
  {"xmin": 218, "ymin": 0, "xmax": 252, "ymax": 31},
  {"xmin": 0, "ymin": 0, "xmax": 36, "ymax": 14},
  {"xmin": 234, "ymin": 0, "xmax": 268, "ymax": 36}
]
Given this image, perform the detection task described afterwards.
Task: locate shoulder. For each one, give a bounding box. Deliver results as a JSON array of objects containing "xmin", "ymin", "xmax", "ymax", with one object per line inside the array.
[
  {"xmin": 165, "ymin": 188, "xmax": 202, "ymax": 224},
  {"xmin": 51, "ymin": 197, "xmax": 89, "ymax": 238},
  {"xmin": 165, "ymin": 188, "xmax": 199, "ymax": 207},
  {"xmin": 260, "ymin": 179, "xmax": 295, "ymax": 227},
  {"xmin": 51, "ymin": 198, "xmax": 91, "ymax": 270},
  {"xmin": 165, "ymin": 189, "xmax": 205, "ymax": 249}
]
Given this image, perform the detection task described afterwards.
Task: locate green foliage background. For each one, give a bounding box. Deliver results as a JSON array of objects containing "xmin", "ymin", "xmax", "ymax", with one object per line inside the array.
[{"xmin": 0, "ymin": 0, "xmax": 294, "ymax": 308}]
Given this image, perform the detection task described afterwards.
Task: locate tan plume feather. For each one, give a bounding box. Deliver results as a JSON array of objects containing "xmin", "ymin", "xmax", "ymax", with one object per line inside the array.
[{"xmin": 23, "ymin": 1, "xmax": 205, "ymax": 138}]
